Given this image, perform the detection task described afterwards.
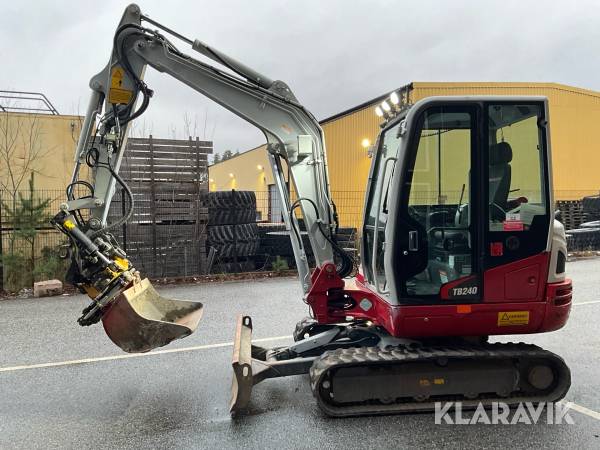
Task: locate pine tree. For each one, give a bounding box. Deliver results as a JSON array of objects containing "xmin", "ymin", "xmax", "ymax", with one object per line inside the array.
[{"xmin": 1, "ymin": 173, "xmax": 52, "ymax": 289}]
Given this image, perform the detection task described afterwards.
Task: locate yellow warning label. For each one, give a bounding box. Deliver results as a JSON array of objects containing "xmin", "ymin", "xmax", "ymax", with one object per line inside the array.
[
  {"xmin": 109, "ymin": 66, "xmax": 132, "ymax": 104},
  {"xmin": 497, "ymin": 311, "xmax": 529, "ymax": 326},
  {"xmin": 109, "ymin": 88, "xmax": 133, "ymax": 105},
  {"xmin": 433, "ymin": 378, "xmax": 445, "ymax": 385},
  {"xmin": 63, "ymin": 220, "xmax": 75, "ymax": 230},
  {"xmin": 111, "ymin": 66, "xmax": 125, "ymax": 88}
]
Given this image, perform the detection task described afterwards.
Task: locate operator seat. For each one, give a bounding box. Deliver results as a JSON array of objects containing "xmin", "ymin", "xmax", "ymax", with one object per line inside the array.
[{"xmin": 489, "ymin": 142, "xmax": 513, "ymax": 217}]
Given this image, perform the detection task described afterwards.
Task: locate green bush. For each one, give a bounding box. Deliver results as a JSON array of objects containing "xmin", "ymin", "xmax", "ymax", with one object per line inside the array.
[
  {"xmin": 0, "ymin": 252, "xmax": 29, "ymax": 292},
  {"xmin": 33, "ymin": 246, "xmax": 69, "ymax": 282},
  {"xmin": 271, "ymin": 255, "xmax": 289, "ymax": 273},
  {"xmin": 1, "ymin": 173, "xmax": 56, "ymax": 292}
]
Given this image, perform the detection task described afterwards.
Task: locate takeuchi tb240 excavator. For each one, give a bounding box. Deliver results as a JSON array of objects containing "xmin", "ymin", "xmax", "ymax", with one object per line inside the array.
[{"xmin": 52, "ymin": 4, "xmax": 573, "ymax": 416}]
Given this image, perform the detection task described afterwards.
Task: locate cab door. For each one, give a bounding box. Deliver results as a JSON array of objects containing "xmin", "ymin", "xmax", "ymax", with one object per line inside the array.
[
  {"xmin": 387, "ymin": 104, "xmax": 481, "ymax": 304},
  {"xmin": 362, "ymin": 120, "xmax": 401, "ymax": 294}
]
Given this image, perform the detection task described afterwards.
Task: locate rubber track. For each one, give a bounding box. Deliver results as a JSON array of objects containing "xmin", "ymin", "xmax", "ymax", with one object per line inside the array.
[
  {"xmin": 207, "ymin": 223, "xmax": 260, "ymax": 257},
  {"xmin": 200, "ymin": 191, "xmax": 256, "ymax": 208},
  {"xmin": 208, "ymin": 208, "xmax": 256, "ymax": 226},
  {"xmin": 309, "ymin": 342, "xmax": 571, "ymax": 417},
  {"xmin": 210, "ymin": 241, "xmax": 260, "ymax": 257},
  {"xmin": 207, "ymin": 223, "xmax": 259, "ymax": 243}
]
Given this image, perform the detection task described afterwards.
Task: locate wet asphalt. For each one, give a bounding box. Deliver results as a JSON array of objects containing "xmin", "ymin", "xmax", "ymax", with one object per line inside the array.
[{"xmin": 1, "ymin": 260, "xmax": 600, "ymax": 449}]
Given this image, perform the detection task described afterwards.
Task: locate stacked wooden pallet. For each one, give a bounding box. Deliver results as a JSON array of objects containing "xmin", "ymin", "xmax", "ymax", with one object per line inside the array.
[
  {"xmin": 556, "ymin": 200, "xmax": 586, "ymax": 231},
  {"xmin": 108, "ymin": 136, "xmax": 212, "ymax": 277}
]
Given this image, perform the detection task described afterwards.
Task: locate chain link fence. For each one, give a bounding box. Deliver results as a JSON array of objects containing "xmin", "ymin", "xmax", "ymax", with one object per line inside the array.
[
  {"xmin": 0, "ymin": 189, "xmax": 70, "ymax": 292},
  {"xmin": 2, "ymin": 188, "xmax": 600, "ymax": 292}
]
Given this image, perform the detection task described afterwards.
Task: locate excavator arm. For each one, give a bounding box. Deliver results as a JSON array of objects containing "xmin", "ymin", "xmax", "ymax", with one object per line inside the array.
[{"xmin": 53, "ymin": 4, "xmax": 352, "ymax": 343}]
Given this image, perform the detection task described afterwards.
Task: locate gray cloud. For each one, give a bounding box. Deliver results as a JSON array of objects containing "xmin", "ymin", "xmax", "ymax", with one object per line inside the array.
[{"xmin": 2, "ymin": 0, "xmax": 599, "ymax": 155}]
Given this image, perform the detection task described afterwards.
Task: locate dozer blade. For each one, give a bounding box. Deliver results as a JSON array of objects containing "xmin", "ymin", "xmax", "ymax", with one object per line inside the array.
[
  {"xmin": 101, "ymin": 278, "xmax": 203, "ymax": 353},
  {"xmin": 230, "ymin": 315, "xmax": 253, "ymax": 416}
]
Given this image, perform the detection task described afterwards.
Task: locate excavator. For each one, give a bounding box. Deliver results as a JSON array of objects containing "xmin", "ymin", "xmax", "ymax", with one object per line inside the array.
[{"xmin": 52, "ymin": 4, "xmax": 573, "ymax": 417}]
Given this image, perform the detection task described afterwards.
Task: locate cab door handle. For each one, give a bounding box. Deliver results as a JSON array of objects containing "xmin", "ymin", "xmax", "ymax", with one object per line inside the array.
[{"xmin": 408, "ymin": 230, "xmax": 418, "ymax": 251}]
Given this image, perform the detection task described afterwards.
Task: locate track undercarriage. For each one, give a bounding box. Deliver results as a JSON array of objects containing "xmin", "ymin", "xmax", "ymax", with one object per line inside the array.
[{"xmin": 230, "ymin": 315, "xmax": 571, "ymax": 417}]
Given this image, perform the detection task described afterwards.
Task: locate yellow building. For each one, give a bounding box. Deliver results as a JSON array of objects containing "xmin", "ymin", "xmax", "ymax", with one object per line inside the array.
[
  {"xmin": 0, "ymin": 111, "xmax": 83, "ymax": 194},
  {"xmin": 209, "ymin": 81, "xmax": 600, "ymax": 228}
]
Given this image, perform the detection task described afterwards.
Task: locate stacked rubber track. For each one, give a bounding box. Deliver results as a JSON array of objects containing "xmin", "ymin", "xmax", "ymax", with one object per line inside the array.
[
  {"xmin": 206, "ymin": 223, "xmax": 260, "ymax": 258},
  {"xmin": 310, "ymin": 342, "xmax": 570, "ymax": 417},
  {"xmin": 201, "ymin": 191, "xmax": 259, "ymax": 273},
  {"xmin": 202, "ymin": 191, "xmax": 257, "ymax": 226},
  {"xmin": 565, "ymin": 195, "xmax": 600, "ymax": 251}
]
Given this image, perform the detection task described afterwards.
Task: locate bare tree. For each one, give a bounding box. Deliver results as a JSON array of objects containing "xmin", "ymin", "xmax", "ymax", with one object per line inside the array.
[
  {"xmin": 183, "ymin": 112, "xmax": 199, "ymax": 139},
  {"xmin": 128, "ymin": 118, "xmax": 154, "ymax": 139},
  {"xmin": 0, "ymin": 107, "xmax": 52, "ymax": 290},
  {"xmin": 0, "ymin": 109, "xmax": 49, "ymax": 251}
]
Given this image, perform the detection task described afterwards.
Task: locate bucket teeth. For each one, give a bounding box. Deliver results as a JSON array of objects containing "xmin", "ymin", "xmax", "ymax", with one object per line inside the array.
[{"xmin": 101, "ymin": 278, "xmax": 203, "ymax": 353}]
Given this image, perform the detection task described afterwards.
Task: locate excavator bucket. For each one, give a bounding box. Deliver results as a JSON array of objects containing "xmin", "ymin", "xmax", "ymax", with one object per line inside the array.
[{"xmin": 101, "ymin": 278, "xmax": 203, "ymax": 353}]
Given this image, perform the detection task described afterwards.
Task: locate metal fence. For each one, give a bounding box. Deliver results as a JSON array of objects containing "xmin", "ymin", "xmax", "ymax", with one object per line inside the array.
[
  {"xmin": 252, "ymin": 190, "xmax": 365, "ymax": 229},
  {"xmin": 2, "ymin": 187, "xmax": 600, "ymax": 291},
  {"xmin": 0, "ymin": 189, "xmax": 70, "ymax": 291}
]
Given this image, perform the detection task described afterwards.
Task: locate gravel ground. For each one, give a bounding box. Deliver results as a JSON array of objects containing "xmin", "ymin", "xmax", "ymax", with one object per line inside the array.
[{"xmin": 1, "ymin": 260, "xmax": 599, "ymax": 449}]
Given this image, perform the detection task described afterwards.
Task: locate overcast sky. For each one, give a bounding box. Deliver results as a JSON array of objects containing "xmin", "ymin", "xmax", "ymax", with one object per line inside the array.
[{"xmin": 2, "ymin": 0, "xmax": 599, "ymax": 157}]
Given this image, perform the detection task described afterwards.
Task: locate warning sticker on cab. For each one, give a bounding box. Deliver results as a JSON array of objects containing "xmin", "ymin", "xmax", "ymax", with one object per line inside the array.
[{"xmin": 497, "ymin": 311, "xmax": 529, "ymax": 326}]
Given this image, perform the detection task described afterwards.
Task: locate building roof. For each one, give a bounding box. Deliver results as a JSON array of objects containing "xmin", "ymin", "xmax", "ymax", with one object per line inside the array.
[
  {"xmin": 320, "ymin": 83, "xmax": 414, "ymax": 124},
  {"xmin": 210, "ymin": 81, "xmax": 600, "ymax": 167},
  {"xmin": 209, "ymin": 143, "xmax": 266, "ymax": 167}
]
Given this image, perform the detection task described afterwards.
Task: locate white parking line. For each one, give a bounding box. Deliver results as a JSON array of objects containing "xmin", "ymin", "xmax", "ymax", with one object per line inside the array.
[
  {"xmin": 573, "ymin": 300, "xmax": 600, "ymax": 306},
  {"xmin": 0, "ymin": 335, "xmax": 291, "ymax": 373},
  {"xmin": 562, "ymin": 401, "xmax": 600, "ymax": 421}
]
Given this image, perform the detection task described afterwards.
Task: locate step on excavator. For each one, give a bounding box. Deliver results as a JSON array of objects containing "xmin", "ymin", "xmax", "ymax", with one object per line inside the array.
[{"xmin": 52, "ymin": 4, "xmax": 573, "ymax": 417}]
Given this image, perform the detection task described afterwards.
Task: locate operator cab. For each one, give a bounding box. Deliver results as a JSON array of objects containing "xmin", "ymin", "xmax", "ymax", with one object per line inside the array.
[{"xmin": 363, "ymin": 97, "xmax": 552, "ymax": 305}]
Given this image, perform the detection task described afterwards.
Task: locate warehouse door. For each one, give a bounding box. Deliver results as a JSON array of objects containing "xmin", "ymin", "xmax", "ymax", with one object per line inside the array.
[{"xmin": 268, "ymin": 184, "xmax": 283, "ymax": 223}]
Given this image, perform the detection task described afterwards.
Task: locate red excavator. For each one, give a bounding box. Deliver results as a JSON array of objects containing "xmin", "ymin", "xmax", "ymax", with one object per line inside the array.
[{"xmin": 52, "ymin": 4, "xmax": 572, "ymax": 416}]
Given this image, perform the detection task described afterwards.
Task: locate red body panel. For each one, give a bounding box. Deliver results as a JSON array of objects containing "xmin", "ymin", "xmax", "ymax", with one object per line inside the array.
[
  {"xmin": 307, "ymin": 253, "xmax": 572, "ymax": 338},
  {"xmin": 483, "ymin": 253, "xmax": 549, "ymax": 303}
]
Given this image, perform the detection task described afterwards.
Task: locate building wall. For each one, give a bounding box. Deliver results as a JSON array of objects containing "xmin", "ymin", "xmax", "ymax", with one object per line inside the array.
[
  {"xmin": 320, "ymin": 105, "xmax": 382, "ymax": 228},
  {"xmin": 208, "ymin": 144, "xmax": 273, "ymax": 220},
  {"xmin": 412, "ymin": 82, "xmax": 600, "ymax": 200},
  {"xmin": 208, "ymin": 82, "xmax": 600, "ymax": 227},
  {"xmin": 0, "ymin": 112, "xmax": 83, "ymax": 194}
]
